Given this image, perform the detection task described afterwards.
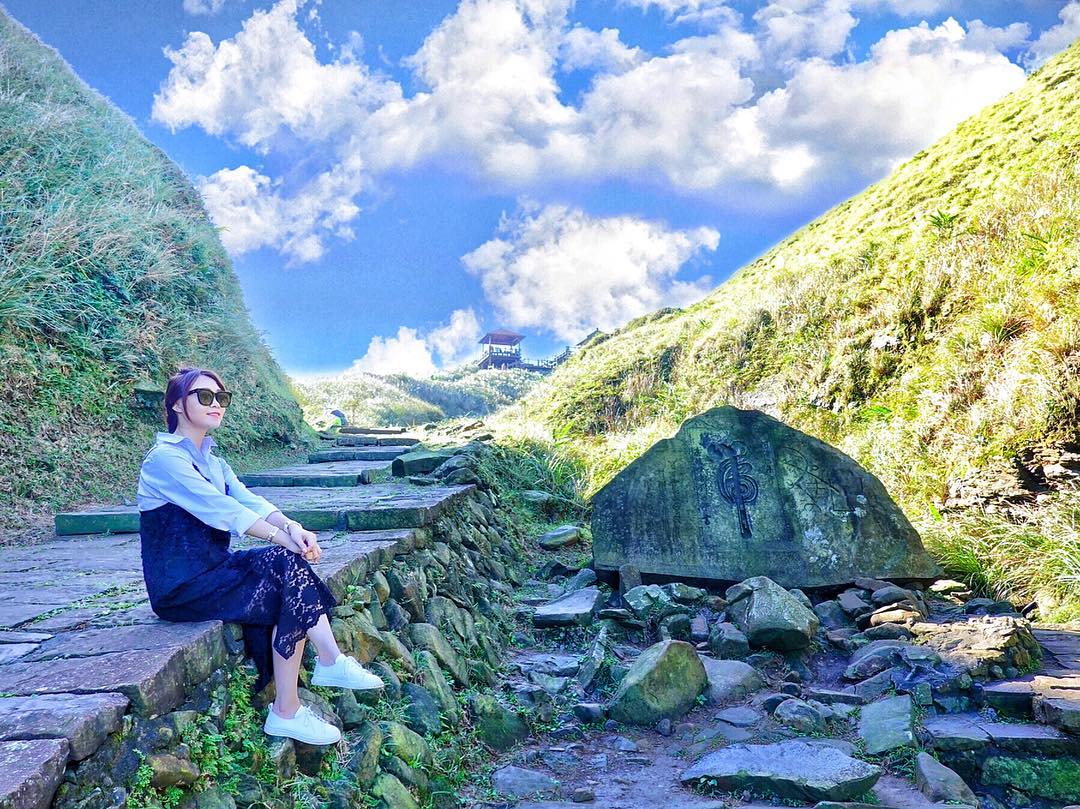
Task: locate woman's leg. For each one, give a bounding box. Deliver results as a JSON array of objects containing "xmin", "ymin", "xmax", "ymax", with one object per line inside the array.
[
  {"xmin": 271, "ymin": 624, "xmax": 305, "ymax": 718},
  {"xmin": 306, "ymin": 612, "xmax": 344, "ymax": 666},
  {"xmin": 270, "ymin": 612, "xmax": 345, "ymax": 717}
]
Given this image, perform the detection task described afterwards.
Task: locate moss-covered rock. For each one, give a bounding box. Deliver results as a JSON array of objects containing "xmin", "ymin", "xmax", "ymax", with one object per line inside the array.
[
  {"xmin": 371, "ymin": 772, "xmax": 419, "ymax": 809},
  {"xmin": 379, "ymin": 721, "xmax": 433, "ymax": 768},
  {"xmin": 345, "ymin": 721, "xmax": 383, "ymax": 787},
  {"xmin": 981, "ymin": 756, "xmax": 1080, "ymax": 802},
  {"xmin": 471, "ymin": 694, "xmax": 530, "ymax": 751},
  {"xmin": 608, "ymin": 640, "xmax": 707, "ymax": 725}
]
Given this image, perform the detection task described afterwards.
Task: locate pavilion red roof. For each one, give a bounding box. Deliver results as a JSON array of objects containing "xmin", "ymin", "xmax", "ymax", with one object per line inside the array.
[{"xmin": 479, "ymin": 328, "xmax": 525, "ymax": 346}]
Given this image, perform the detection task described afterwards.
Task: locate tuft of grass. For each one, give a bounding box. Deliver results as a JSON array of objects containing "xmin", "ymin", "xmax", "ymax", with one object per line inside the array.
[{"xmin": 920, "ymin": 495, "xmax": 1080, "ymax": 622}]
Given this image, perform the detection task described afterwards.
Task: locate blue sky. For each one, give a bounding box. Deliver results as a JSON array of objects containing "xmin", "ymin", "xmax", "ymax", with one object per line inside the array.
[{"xmin": 6, "ymin": 0, "xmax": 1078, "ymax": 378}]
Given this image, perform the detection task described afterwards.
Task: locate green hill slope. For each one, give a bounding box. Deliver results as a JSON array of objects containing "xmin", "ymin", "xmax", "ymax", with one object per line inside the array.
[
  {"xmin": 509, "ymin": 38, "xmax": 1080, "ymax": 617},
  {"xmin": 0, "ymin": 11, "xmax": 314, "ymax": 541},
  {"xmin": 295, "ymin": 367, "xmax": 543, "ymax": 427}
]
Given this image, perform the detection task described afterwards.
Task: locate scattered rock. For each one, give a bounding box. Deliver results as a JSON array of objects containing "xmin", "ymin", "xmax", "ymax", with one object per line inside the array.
[
  {"xmin": 608, "ymin": 640, "xmax": 708, "ymax": 725},
  {"xmin": 914, "ymin": 752, "xmax": 977, "ymax": 806},
  {"xmin": 533, "ymin": 589, "xmax": 605, "ymax": 628},
  {"xmin": 662, "ymin": 583, "xmax": 709, "ymax": 603},
  {"xmin": 572, "ymin": 703, "xmax": 605, "ymax": 724},
  {"xmin": 708, "ymin": 621, "xmax": 750, "ymax": 659},
  {"xmin": 539, "ymin": 526, "xmax": 582, "ymax": 550},
  {"xmin": 566, "ymin": 568, "xmax": 598, "ymax": 591},
  {"xmin": 858, "ymin": 695, "xmax": 914, "ymax": 755},
  {"xmin": 618, "ymin": 564, "xmax": 642, "ymax": 594},
  {"xmin": 623, "ymin": 585, "xmax": 676, "ymax": 619},
  {"xmin": 726, "ymin": 576, "xmax": 820, "ymax": 651},
  {"xmin": 701, "ymin": 657, "xmax": 766, "ymax": 704},
  {"xmin": 492, "ymin": 766, "xmax": 558, "ymax": 799},
  {"xmin": 714, "ymin": 706, "xmax": 761, "ymax": 727},
  {"xmin": 910, "ymin": 615, "xmax": 1040, "ymax": 678},
  {"xmin": 838, "ymin": 590, "xmax": 873, "ymax": 618},
  {"xmin": 814, "ymin": 600, "xmax": 850, "ymax": 630},
  {"xmin": 773, "ymin": 698, "xmax": 825, "ymax": 733},
  {"xmin": 680, "ymin": 740, "xmax": 883, "ymax": 801}
]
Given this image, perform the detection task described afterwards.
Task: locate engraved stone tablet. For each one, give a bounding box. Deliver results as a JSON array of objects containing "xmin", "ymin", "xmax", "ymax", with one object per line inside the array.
[{"xmin": 591, "ymin": 406, "xmax": 939, "ymax": 587}]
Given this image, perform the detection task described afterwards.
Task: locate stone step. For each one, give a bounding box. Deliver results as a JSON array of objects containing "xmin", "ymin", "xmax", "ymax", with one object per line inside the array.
[
  {"xmin": 0, "ymin": 523, "xmax": 421, "ymax": 793},
  {"xmin": 53, "ymin": 480, "xmax": 468, "ymax": 536},
  {"xmin": 238, "ymin": 459, "xmax": 390, "ymax": 487},
  {"xmin": 243, "ymin": 482, "xmax": 474, "ymax": 531},
  {"xmin": 55, "ymin": 506, "xmax": 139, "ymax": 536},
  {"xmin": 921, "ymin": 713, "xmax": 1080, "ymax": 756},
  {"xmin": 308, "ymin": 446, "xmax": 416, "ymax": 463},
  {"xmin": 339, "ymin": 426, "xmax": 406, "ymax": 435},
  {"xmin": 0, "ymin": 645, "xmax": 200, "ymax": 719},
  {"xmin": 1034, "ymin": 628, "xmax": 1080, "ymax": 669},
  {"xmin": 332, "ymin": 435, "xmax": 421, "ymax": 447},
  {"xmin": 979, "ymin": 670, "xmax": 1080, "ymax": 718},
  {"xmin": 0, "ymin": 738, "xmax": 69, "ymax": 809},
  {"xmin": 0, "ymin": 693, "xmax": 129, "ymax": 761}
]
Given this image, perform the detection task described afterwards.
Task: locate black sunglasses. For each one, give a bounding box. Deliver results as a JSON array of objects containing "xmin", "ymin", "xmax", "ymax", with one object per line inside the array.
[{"xmin": 187, "ymin": 388, "xmax": 233, "ymax": 408}]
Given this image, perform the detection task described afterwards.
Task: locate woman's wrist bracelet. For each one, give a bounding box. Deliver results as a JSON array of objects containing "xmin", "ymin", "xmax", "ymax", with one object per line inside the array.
[{"xmin": 266, "ymin": 525, "xmax": 279, "ymax": 542}]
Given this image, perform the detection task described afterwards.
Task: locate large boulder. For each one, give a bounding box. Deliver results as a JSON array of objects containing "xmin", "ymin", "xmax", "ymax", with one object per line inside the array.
[
  {"xmin": 726, "ymin": 577, "xmax": 820, "ymax": 651},
  {"xmin": 591, "ymin": 406, "xmax": 939, "ymax": 587},
  {"xmin": 680, "ymin": 740, "xmax": 882, "ymax": 801},
  {"xmin": 607, "ymin": 640, "xmax": 707, "ymax": 725}
]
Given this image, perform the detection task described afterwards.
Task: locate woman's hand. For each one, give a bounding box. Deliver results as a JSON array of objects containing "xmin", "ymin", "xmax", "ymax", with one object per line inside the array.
[{"xmin": 287, "ymin": 522, "xmax": 322, "ymax": 563}]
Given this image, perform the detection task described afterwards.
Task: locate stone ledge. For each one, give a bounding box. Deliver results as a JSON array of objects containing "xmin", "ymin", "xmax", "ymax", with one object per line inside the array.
[
  {"xmin": 0, "ymin": 738, "xmax": 69, "ymax": 809},
  {"xmin": 0, "ymin": 693, "xmax": 128, "ymax": 762},
  {"xmin": 53, "ymin": 482, "xmax": 471, "ymax": 536}
]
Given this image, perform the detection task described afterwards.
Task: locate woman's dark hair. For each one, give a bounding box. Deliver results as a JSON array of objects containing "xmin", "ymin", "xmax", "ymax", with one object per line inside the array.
[{"xmin": 164, "ymin": 367, "xmax": 227, "ymax": 432}]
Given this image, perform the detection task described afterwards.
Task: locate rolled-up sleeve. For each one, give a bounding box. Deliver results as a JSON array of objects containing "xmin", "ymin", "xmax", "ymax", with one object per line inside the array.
[
  {"xmin": 220, "ymin": 459, "xmax": 278, "ymax": 521},
  {"xmin": 141, "ymin": 449, "xmax": 263, "ymax": 536}
]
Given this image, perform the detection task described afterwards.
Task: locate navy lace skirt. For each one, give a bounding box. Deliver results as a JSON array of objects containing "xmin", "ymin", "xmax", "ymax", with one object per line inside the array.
[{"xmin": 139, "ymin": 502, "xmax": 337, "ymax": 694}]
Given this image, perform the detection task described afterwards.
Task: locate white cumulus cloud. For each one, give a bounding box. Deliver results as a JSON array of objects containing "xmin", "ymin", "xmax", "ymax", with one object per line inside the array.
[
  {"xmin": 462, "ymin": 204, "xmax": 719, "ymax": 342},
  {"xmin": 755, "ymin": 18, "xmax": 1027, "ymax": 181},
  {"xmin": 158, "ymin": 0, "xmax": 1041, "ymax": 265},
  {"xmin": 197, "ymin": 161, "xmax": 364, "ymax": 263},
  {"xmin": 351, "ymin": 308, "xmax": 482, "ymax": 376},
  {"xmin": 1025, "ymin": 2, "xmax": 1080, "ymax": 68},
  {"xmin": 183, "ymin": 0, "xmax": 227, "ymax": 15},
  {"xmin": 560, "ymin": 26, "xmax": 644, "ymax": 72},
  {"xmin": 153, "ymin": 0, "xmax": 400, "ymax": 149}
]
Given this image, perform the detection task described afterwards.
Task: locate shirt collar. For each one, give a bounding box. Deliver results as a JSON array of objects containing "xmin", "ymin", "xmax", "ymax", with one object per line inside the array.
[{"xmin": 156, "ymin": 431, "xmax": 216, "ymax": 457}]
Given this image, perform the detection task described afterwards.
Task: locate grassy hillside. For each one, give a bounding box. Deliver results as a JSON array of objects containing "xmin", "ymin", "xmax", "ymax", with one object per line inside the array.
[
  {"xmin": 505, "ymin": 39, "xmax": 1080, "ymax": 618},
  {"xmin": 0, "ymin": 10, "xmax": 315, "ymax": 541},
  {"xmin": 294, "ymin": 366, "xmax": 542, "ymax": 427}
]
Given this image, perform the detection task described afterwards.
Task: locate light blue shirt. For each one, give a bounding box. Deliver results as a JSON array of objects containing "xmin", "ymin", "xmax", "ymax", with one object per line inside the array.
[{"xmin": 136, "ymin": 431, "xmax": 278, "ymax": 536}]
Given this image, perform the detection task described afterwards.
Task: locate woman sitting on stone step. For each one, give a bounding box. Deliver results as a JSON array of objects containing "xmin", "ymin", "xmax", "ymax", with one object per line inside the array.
[{"xmin": 136, "ymin": 366, "xmax": 383, "ymax": 747}]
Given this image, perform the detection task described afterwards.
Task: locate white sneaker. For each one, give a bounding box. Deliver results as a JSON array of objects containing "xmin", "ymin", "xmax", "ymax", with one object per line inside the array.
[
  {"xmin": 311, "ymin": 653, "xmax": 385, "ymax": 691},
  {"xmin": 263, "ymin": 704, "xmax": 341, "ymax": 745}
]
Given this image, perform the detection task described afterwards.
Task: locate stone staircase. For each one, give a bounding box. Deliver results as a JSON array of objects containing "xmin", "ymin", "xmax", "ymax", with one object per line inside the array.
[
  {"xmin": 916, "ymin": 626, "xmax": 1080, "ymax": 804},
  {"xmin": 0, "ymin": 435, "xmax": 476, "ymax": 808}
]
